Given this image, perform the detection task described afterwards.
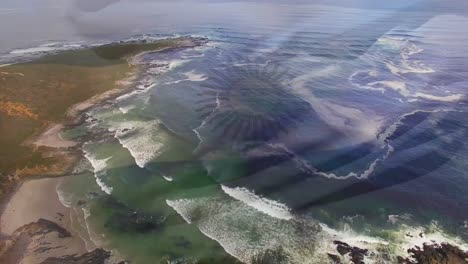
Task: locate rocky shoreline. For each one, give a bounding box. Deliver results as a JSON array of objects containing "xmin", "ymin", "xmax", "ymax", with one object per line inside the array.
[
  {"xmin": 0, "ymin": 218, "xmax": 116, "ymax": 264},
  {"xmin": 0, "ymin": 36, "xmax": 207, "ymax": 264},
  {"xmin": 327, "ymin": 240, "xmax": 468, "ymax": 264}
]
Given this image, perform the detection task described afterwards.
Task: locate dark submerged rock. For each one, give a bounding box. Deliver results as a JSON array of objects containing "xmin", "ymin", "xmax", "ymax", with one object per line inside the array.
[
  {"xmin": 397, "ymin": 243, "xmax": 468, "ymax": 264},
  {"xmin": 40, "ymin": 248, "xmax": 111, "ymax": 264},
  {"xmin": 25, "ymin": 218, "xmax": 72, "ymax": 238},
  {"xmin": 100, "ymin": 196, "xmax": 166, "ymax": 233}
]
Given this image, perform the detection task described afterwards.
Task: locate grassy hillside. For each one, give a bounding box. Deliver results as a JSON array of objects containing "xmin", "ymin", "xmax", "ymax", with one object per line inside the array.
[{"xmin": 0, "ymin": 37, "xmax": 194, "ymax": 181}]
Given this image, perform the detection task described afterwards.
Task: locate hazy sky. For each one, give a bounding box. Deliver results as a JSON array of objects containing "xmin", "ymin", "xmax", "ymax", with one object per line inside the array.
[{"xmin": 0, "ymin": 0, "xmax": 466, "ymax": 54}]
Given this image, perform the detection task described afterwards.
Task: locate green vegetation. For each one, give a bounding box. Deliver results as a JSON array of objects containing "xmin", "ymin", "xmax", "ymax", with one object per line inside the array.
[{"xmin": 0, "ymin": 37, "xmax": 194, "ymax": 189}]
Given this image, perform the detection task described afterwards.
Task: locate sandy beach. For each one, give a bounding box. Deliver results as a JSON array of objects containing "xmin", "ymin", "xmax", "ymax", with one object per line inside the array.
[
  {"xmin": 1, "ymin": 178, "xmax": 71, "ymax": 234},
  {"xmin": 0, "ymin": 36, "xmax": 208, "ymax": 264},
  {"xmin": 0, "ymin": 177, "xmax": 90, "ymax": 264},
  {"xmin": 31, "ymin": 124, "xmax": 77, "ymax": 148}
]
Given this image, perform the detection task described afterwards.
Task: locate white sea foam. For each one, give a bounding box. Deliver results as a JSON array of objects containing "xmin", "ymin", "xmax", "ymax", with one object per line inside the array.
[
  {"xmin": 385, "ymin": 61, "xmax": 434, "ymax": 75},
  {"xmin": 85, "ymin": 153, "xmax": 110, "ymax": 173},
  {"xmin": 165, "ymin": 199, "xmax": 195, "ymax": 224},
  {"xmin": 83, "ymin": 150, "xmax": 113, "ymax": 194},
  {"xmin": 291, "ymin": 74, "xmax": 385, "ymax": 144},
  {"xmin": 320, "ymin": 223, "xmax": 389, "ymax": 246},
  {"xmin": 184, "ymin": 70, "xmax": 207, "ymax": 81},
  {"xmin": 117, "ymin": 105, "xmax": 134, "ymax": 114},
  {"xmin": 311, "ymin": 146, "xmax": 392, "ymax": 180},
  {"xmin": 378, "ymin": 36, "xmax": 434, "ymax": 76},
  {"xmin": 394, "ymin": 222, "xmax": 468, "ymax": 258},
  {"xmin": 109, "ymin": 120, "xmax": 165, "ymax": 168},
  {"xmin": 81, "ymin": 207, "xmax": 106, "ymax": 248},
  {"xmin": 162, "ymin": 175, "xmax": 174, "ymax": 182},
  {"xmin": 388, "ymin": 214, "xmax": 412, "ymax": 225},
  {"xmin": 9, "ymin": 42, "xmax": 85, "ymax": 55},
  {"xmin": 166, "ymin": 196, "xmax": 323, "ymax": 263},
  {"xmin": 368, "ymin": 81, "xmax": 411, "ymax": 97},
  {"xmin": 269, "ymin": 142, "xmax": 391, "ymax": 180},
  {"xmin": 9, "ymin": 46, "xmax": 57, "ymax": 54},
  {"xmin": 192, "ymin": 94, "xmax": 221, "ymax": 151},
  {"xmin": 377, "ymin": 108, "xmax": 458, "ymax": 143},
  {"xmin": 167, "ymin": 195, "xmax": 461, "ymax": 263},
  {"xmin": 69, "ymin": 207, "xmax": 97, "ymax": 252},
  {"xmin": 221, "ymin": 185, "xmax": 293, "ymax": 220},
  {"xmin": 56, "ymin": 183, "xmax": 73, "ymax": 208},
  {"xmin": 351, "ymin": 71, "xmax": 463, "ymax": 103},
  {"xmin": 412, "ymin": 92, "xmax": 464, "ymax": 102},
  {"xmin": 94, "ymin": 176, "xmax": 113, "ymax": 195},
  {"xmin": 164, "ymin": 70, "xmax": 208, "ymax": 85}
]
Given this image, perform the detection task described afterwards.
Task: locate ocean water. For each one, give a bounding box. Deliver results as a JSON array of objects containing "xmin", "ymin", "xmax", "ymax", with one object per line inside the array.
[{"xmin": 3, "ymin": 1, "xmax": 468, "ymax": 263}]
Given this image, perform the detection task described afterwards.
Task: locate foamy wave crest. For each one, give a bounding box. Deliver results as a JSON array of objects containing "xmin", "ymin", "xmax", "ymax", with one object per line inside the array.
[
  {"xmin": 167, "ymin": 196, "xmax": 468, "ymax": 263},
  {"xmin": 109, "ymin": 120, "xmax": 165, "ymax": 168},
  {"xmin": 221, "ymin": 185, "xmax": 293, "ymax": 220},
  {"xmin": 56, "ymin": 183, "xmax": 73, "ymax": 208},
  {"xmin": 375, "ymin": 36, "xmax": 434, "ymax": 75},
  {"xmin": 165, "ymin": 199, "xmax": 195, "ymax": 224},
  {"xmin": 347, "ymin": 34, "xmax": 467, "ymax": 104},
  {"xmin": 162, "ymin": 174, "xmax": 174, "ymax": 182},
  {"xmin": 83, "ymin": 149, "xmax": 113, "ymax": 194},
  {"xmin": 164, "ymin": 70, "xmax": 208, "ymax": 85},
  {"xmin": 269, "ymin": 143, "xmax": 391, "ymax": 180},
  {"xmin": 350, "ymin": 70, "xmax": 464, "ymax": 103},
  {"xmin": 320, "ymin": 223, "xmax": 389, "ymax": 247},
  {"xmin": 385, "ymin": 60, "xmax": 434, "ymax": 75},
  {"xmin": 412, "ymin": 92, "xmax": 464, "ymax": 102},
  {"xmin": 314, "ymin": 222, "xmax": 395, "ymax": 264},
  {"xmin": 166, "ymin": 197, "xmax": 324, "ymax": 263}
]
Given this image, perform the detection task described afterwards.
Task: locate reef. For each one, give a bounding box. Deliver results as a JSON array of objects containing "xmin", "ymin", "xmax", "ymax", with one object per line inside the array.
[
  {"xmin": 333, "ymin": 241, "xmax": 368, "ymax": 264},
  {"xmin": 397, "ymin": 243, "xmax": 468, "ymax": 264}
]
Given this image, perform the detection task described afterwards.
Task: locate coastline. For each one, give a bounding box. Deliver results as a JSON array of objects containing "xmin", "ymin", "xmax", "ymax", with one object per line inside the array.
[
  {"xmin": 0, "ymin": 36, "xmax": 207, "ymax": 264},
  {"xmin": 0, "ymin": 177, "xmax": 88, "ymax": 263},
  {"xmin": 1, "ymin": 35, "xmax": 467, "ymax": 264}
]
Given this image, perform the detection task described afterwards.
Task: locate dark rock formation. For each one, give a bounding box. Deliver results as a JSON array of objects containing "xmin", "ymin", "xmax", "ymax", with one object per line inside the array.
[
  {"xmin": 0, "ymin": 218, "xmax": 128, "ymax": 264},
  {"xmin": 397, "ymin": 243, "xmax": 468, "ymax": 264},
  {"xmin": 16, "ymin": 218, "xmax": 72, "ymax": 238},
  {"xmin": 40, "ymin": 248, "xmax": 111, "ymax": 264},
  {"xmin": 333, "ymin": 241, "xmax": 368, "ymax": 264}
]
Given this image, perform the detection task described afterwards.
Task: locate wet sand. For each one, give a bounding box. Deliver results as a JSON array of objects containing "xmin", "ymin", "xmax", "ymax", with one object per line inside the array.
[
  {"xmin": 0, "ymin": 36, "xmax": 208, "ymax": 264},
  {"xmin": 0, "ymin": 177, "xmax": 89, "ymax": 264}
]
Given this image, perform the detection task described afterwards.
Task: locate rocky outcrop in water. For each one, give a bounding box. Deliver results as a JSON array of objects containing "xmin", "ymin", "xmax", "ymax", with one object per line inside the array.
[
  {"xmin": 333, "ymin": 241, "xmax": 368, "ymax": 264},
  {"xmin": 0, "ymin": 218, "xmax": 124, "ymax": 264},
  {"xmin": 12, "ymin": 218, "xmax": 72, "ymax": 238},
  {"xmin": 40, "ymin": 248, "xmax": 111, "ymax": 264},
  {"xmin": 397, "ymin": 243, "xmax": 468, "ymax": 264}
]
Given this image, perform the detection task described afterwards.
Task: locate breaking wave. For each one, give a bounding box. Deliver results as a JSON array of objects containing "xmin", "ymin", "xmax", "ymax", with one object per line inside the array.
[
  {"xmin": 83, "ymin": 147, "xmax": 114, "ymax": 194},
  {"xmin": 109, "ymin": 120, "xmax": 165, "ymax": 168},
  {"xmin": 220, "ymin": 185, "xmax": 293, "ymax": 220}
]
